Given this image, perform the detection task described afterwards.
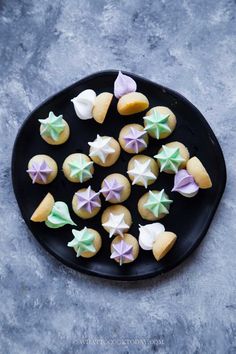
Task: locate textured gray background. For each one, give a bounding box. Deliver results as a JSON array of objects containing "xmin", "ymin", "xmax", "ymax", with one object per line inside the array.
[{"xmin": 0, "ymin": 0, "xmax": 235, "ymax": 353}]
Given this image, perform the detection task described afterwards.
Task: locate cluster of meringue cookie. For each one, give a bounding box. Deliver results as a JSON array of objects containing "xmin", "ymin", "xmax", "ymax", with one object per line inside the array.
[{"xmin": 28, "ymin": 70, "xmax": 212, "ymax": 265}]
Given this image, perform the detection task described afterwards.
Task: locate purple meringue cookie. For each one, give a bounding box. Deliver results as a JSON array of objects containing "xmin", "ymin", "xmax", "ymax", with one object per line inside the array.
[
  {"xmin": 172, "ymin": 169, "xmax": 199, "ymax": 198},
  {"xmin": 76, "ymin": 186, "xmax": 101, "ymax": 213},
  {"xmin": 110, "ymin": 239, "xmax": 134, "ymax": 265},
  {"xmin": 100, "ymin": 179, "xmax": 123, "ymax": 202},
  {"xmin": 123, "ymin": 127, "xmax": 147, "ymax": 153},
  {"xmin": 114, "ymin": 71, "xmax": 137, "ymax": 99},
  {"xmin": 26, "ymin": 160, "xmax": 52, "ymax": 184}
]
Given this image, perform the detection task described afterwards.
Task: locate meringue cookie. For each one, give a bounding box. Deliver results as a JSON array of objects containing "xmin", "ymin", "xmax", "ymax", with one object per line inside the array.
[
  {"xmin": 71, "ymin": 89, "xmax": 96, "ymax": 120},
  {"xmin": 114, "ymin": 71, "xmax": 137, "ymax": 99},
  {"xmin": 172, "ymin": 169, "xmax": 199, "ymax": 198},
  {"xmin": 138, "ymin": 223, "xmax": 165, "ymax": 250}
]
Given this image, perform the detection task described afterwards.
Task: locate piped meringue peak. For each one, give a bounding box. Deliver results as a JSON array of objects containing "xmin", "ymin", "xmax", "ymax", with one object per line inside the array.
[
  {"xmin": 88, "ymin": 135, "xmax": 115, "ymax": 163},
  {"xmin": 71, "ymin": 89, "xmax": 96, "ymax": 120},
  {"xmin": 39, "ymin": 111, "xmax": 65, "ymax": 141},
  {"xmin": 110, "ymin": 239, "xmax": 134, "ymax": 265},
  {"xmin": 102, "ymin": 213, "xmax": 129, "ymax": 238},
  {"xmin": 27, "ymin": 160, "xmax": 52, "ymax": 184},
  {"xmin": 172, "ymin": 169, "xmax": 199, "ymax": 198},
  {"xmin": 67, "ymin": 227, "xmax": 96, "ymax": 257},
  {"xmin": 139, "ymin": 222, "xmax": 165, "ymax": 250},
  {"xmin": 154, "ymin": 145, "xmax": 185, "ymax": 173},
  {"xmin": 144, "ymin": 110, "xmax": 171, "ymax": 139},
  {"xmin": 100, "ymin": 178, "xmax": 123, "ymax": 202},
  {"xmin": 114, "ymin": 71, "xmax": 137, "ymax": 99},
  {"xmin": 144, "ymin": 190, "xmax": 173, "ymax": 218},
  {"xmin": 68, "ymin": 156, "xmax": 93, "ymax": 183},
  {"xmin": 123, "ymin": 127, "xmax": 147, "ymax": 154},
  {"xmin": 127, "ymin": 159, "xmax": 157, "ymax": 188},
  {"xmin": 76, "ymin": 186, "xmax": 101, "ymax": 213},
  {"xmin": 45, "ymin": 201, "xmax": 76, "ymax": 228}
]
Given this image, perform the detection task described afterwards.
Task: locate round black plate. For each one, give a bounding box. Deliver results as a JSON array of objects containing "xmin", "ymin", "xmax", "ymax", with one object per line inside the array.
[{"xmin": 12, "ymin": 70, "xmax": 226, "ymax": 280}]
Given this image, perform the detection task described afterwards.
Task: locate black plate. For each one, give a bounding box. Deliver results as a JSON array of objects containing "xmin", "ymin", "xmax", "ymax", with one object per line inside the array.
[{"xmin": 11, "ymin": 70, "xmax": 226, "ymax": 280}]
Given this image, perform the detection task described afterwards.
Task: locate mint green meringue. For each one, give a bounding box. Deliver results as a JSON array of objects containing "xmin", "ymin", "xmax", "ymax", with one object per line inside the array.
[
  {"xmin": 45, "ymin": 201, "xmax": 76, "ymax": 228},
  {"xmin": 39, "ymin": 111, "xmax": 66, "ymax": 141}
]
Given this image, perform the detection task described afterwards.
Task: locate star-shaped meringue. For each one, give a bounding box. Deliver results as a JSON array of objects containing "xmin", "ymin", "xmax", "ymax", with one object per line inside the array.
[
  {"xmin": 127, "ymin": 159, "xmax": 156, "ymax": 188},
  {"xmin": 110, "ymin": 239, "xmax": 134, "ymax": 265},
  {"xmin": 26, "ymin": 160, "xmax": 52, "ymax": 184},
  {"xmin": 76, "ymin": 186, "xmax": 101, "ymax": 213},
  {"xmin": 144, "ymin": 110, "xmax": 171, "ymax": 139},
  {"xmin": 154, "ymin": 145, "xmax": 185, "ymax": 173},
  {"xmin": 123, "ymin": 127, "xmax": 147, "ymax": 153},
  {"xmin": 39, "ymin": 111, "xmax": 65, "ymax": 141},
  {"xmin": 88, "ymin": 135, "xmax": 115, "ymax": 163},
  {"xmin": 100, "ymin": 178, "xmax": 123, "ymax": 201},
  {"xmin": 67, "ymin": 227, "xmax": 96, "ymax": 257},
  {"xmin": 144, "ymin": 189, "xmax": 173, "ymax": 218},
  {"xmin": 68, "ymin": 156, "xmax": 93, "ymax": 182},
  {"xmin": 102, "ymin": 213, "xmax": 129, "ymax": 237}
]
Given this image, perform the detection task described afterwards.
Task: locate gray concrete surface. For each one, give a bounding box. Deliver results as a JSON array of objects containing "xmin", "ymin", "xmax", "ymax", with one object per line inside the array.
[{"xmin": 0, "ymin": 0, "xmax": 235, "ymax": 353}]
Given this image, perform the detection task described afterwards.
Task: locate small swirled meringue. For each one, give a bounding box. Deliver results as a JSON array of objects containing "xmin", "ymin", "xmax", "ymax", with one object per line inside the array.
[
  {"xmin": 71, "ymin": 89, "xmax": 96, "ymax": 120},
  {"xmin": 138, "ymin": 222, "xmax": 165, "ymax": 250},
  {"xmin": 114, "ymin": 71, "xmax": 137, "ymax": 99},
  {"xmin": 172, "ymin": 169, "xmax": 199, "ymax": 198}
]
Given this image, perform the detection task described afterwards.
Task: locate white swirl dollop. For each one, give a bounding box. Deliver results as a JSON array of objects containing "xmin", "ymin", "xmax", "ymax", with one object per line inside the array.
[
  {"xmin": 71, "ymin": 89, "xmax": 96, "ymax": 120},
  {"xmin": 138, "ymin": 222, "xmax": 165, "ymax": 250}
]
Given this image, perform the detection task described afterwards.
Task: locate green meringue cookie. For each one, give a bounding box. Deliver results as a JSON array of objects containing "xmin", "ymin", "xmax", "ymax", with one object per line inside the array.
[
  {"xmin": 67, "ymin": 227, "xmax": 96, "ymax": 257},
  {"xmin": 45, "ymin": 201, "xmax": 76, "ymax": 228},
  {"xmin": 144, "ymin": 110, "xmax": 171, "ymax": 139},
  {"xmin": 144, "ymin": 189, "xmax": 173, "ymax": 218},
  {"xmin": 39, "ymin": 111, "xmax": 66, "ymax": 141},
  {"xmin": 68, "ymin": 156, "xmax": 93, "ymax": 183},
  {"xmin": 154, "ymin": 145, "xmax": 185, "ymax": 173}
]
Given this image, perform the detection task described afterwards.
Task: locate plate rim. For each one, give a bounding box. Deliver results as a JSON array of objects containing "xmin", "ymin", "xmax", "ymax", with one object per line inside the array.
[{"xmin": 11, "ymin": 70, "xmax": 227, "ymax": 280}]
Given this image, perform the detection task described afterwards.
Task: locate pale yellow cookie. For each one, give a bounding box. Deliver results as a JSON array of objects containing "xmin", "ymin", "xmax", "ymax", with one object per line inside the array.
[
  {"xmin": 144, "ymin": 106, "xmax": 176, "ymax": 139},
  {"xmin": 101, "ymin": 173, "xmax": 131, "ymax": 203},
  {"xmin": 79, "ymin": 229, "xmax": 102, "ymax": 258},
  {"xmin": 62, "ymin": 153, "xmax": 94, "ymax": 183},
  {"xmin": 40, "ymin": 121, "xmax": 70, "ymax": 145},
  {"xmin": 93, "ymin": 92, "xmax": 113, "ymax": 124},
  {"xmin": 101, "ymin": 205, "xmax": 132, "ymax": 237},
  {"xmin": 31, "ymin": 193, "xmax": 55, "ymax": 222},
  {"xmin": 117, "ymin": 92, "xmax": 149, "ymax": 115},
  {"xmin": 138, "ymin": 190, "xmax": 172, "ymax": 221},
  {"xmin": 72, "ymin": 187, "xmax": 101, "ymax": 219},
  {"xmin": 110, "ymin": 234, "xmax": 139, "ymax": 264},
  {"xmin": 118, "ymin": 123, "xmax": 149, "ymax": 154},
  {"xmin": 152, "ymin": 231, "xmax": 177, "ymax": 261},
  {"xmin": 127, "ymin": 155, "xmax": 159, "ymax": 188},
  {"xmin": 27, "ymin": 154, "xmax": 58, "ymax": 184},
  {"xmin": 89, "ymin": 135, "xmax": 121, "ymax": 167},
  {"xmin": 186, "ymin": 156, "xmax": 212, "ymax": 189}
]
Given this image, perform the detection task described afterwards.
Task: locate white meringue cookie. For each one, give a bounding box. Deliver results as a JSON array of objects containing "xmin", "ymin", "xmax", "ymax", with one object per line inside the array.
[
  {"xmin": 138, "ymin": 222, "xmax": 165, "ymax": 250},
  {"xmin": 71, "ymin": 89, "xmax": 96, "ymax": 120}
]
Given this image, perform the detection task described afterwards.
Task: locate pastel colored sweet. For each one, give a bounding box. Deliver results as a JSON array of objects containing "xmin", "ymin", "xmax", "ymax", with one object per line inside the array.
[
  {"xmin": 67, "ymin": 227, "xmax": 102, "ymax": 258},
  {"xmin": 100, "ymin": 173, "xmax": 131, "ymax": 204},
  {"xmin": 71, "ymin": 89, "xmax": 96, "ymax": 120},
  {"xmin": 154, "ymin": 141, "xmax": 189, "ymax": 174},
  {"xmin": 27, "ymin": 154, "xmax": 58, "ymax": 184},
  {"xmin": 138, "ymin": 222, "xmax": 165, "ymax": 250},
  {"xmin": 138, "ymin": 189, "xmax": 173, "ymax": 221},
  {"xmin": 110, "ymin": 234, "xmax": 139, "ymax": 265},
  {"xmin": 92, "ymin": 92, "xmax": 113, "ymax": 124},
  {"xmin": 88, "ymin": 135, "xmax": 120, "ymax": 167},
  {"xmin": 117, "ymin": 92, "xmax": 149, "ymax": 116},
  {"xmin": 172, "ymin": 169, "xmax": 199, "ymax": 197},
  {"xmin": 62, "ymin": 153, "xmax": 94, "ymax": 183},
  {"xmin": 186, "ymin": 157, "xmax": 212, "ymax": 189},
  {"xmin": 45, "ymin": 201, "xmax": 76, "ymax": 228},
  {"xmin": 114, "ymin": 71, "xmax": 137, "ymax": 99},
  {"xmin": 152, "ymin": 232, "xmax": 177, "ymax": 261},
  {"xmin": 30, "ymin": 193, "xmax": 55, "ymax": 222},
  {"xmin": 72, "ymin": 186, "xmax": 101, "ymax": 219},
  {"xmin": 119, "ymin": 124, "xmax": 148, "ymax": 154},
  {"xmin": 127, "ymin": 155, "xmax": 158, "ymax": 188},
  {"xmin": 39, "ymin": 111, "xmax": 70, "ymax": 145},
  {"xmin": 144, "ymin": 106, "xmax": 176, "ymax": 140},
  {"xmin": 101, "ymin": 205, "xmax": 132, "ymax": 238}
]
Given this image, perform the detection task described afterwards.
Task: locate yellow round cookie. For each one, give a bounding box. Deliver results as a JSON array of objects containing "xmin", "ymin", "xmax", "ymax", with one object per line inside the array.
[
  {"xmin": 152, "ymin": 231, "xmax": 177, "ymax": 261},
  {"xmin": 144, "ymin": 106, "xmax": 176, "ymax": 139},
  {"xmin": 156, "ymin": 141, "xmax": 190, "ymax": 174},
  {"xmin": 89, "ymin": 136, "xmax": 121, "ymax": 167},
  {"xmin": 93, "ymin": 92, "xmax": 113, "ymax": 124},
  {"xmin": 79, "ymin": 229, "xmax": 102, "ymax": 258},
  {"xmin": 40, "ymin": 120, "xmax": 70, "ymax": 145},
  {"xmin": 72, "ymin": 188, "xmax": 101, "ymax": 219},
  {"xmin": 138, "ymin": 190, "xmax": 172, "ymax": 221},
  {"xmin": 62, "ymin": 153, "xmax": 94, "ymax": 183},
  {"xmin": 110, "ymin": 234, "xmax": 139, "ymax": 264},
  {"xmin": 118, "ymin": 123, "xmax": 149, "ymax": 154},
  {"xmin": 186, "ymin": 156, "xmax": 212, "ymax": 189},
  {"xmin": 101, "ymin": 205, "xmax": 132, "ymax": 236},
  {"xmin": 31, "ymin": 193, "xmax": 55, "ymax": 222},
  {"xmin": 101, "ymin": 173, "xmax": 131, "ymax": 203},
  {"xmin": 127, "ymin": 154, "xmax": 159, "ymax": 187},
  {"xmin": 117, "ymin": 92, "xmax": 149, "ymax": 115},
  {"xmin": 27, "ymin": 154, "xmax": 58, "ymax": 184}
]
